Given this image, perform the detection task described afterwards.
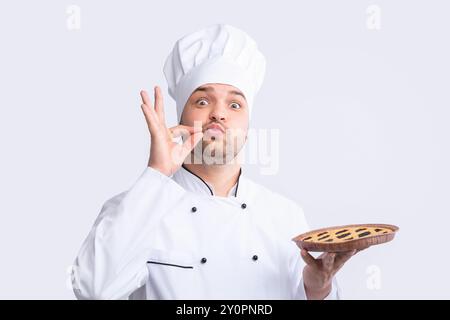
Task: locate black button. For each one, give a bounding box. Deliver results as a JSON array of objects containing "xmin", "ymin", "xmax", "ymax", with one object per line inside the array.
[
  {"xmin": 191, "ymin": 206, "xmax": 197, "ymax": 212},
  {"xmin": 252, "ymin": 255, "xmax": 258, "ymax": 261},
  {"xmin": 200, "ymin": 257, "xmax": 207, "ymax": 264},
  {"xmin": 241, "ymin": 203, "xmax": 247, "ymax": 209}
]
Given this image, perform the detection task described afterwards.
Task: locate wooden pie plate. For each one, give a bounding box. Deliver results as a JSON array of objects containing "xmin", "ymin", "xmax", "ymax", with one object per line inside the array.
[{"xmin": 292, "ymin": 223, "xmax": 399, "ymax": 253}]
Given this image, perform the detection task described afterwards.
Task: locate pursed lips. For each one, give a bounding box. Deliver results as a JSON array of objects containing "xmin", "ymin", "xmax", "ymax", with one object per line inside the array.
[{"xmin": 205, "ymin": 123, "xmax": 225, "ymax": 133}]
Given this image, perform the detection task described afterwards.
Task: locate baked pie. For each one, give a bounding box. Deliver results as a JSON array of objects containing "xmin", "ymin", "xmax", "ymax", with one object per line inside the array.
[{"xmin": 292, "ymin": 224, "xmax": 399, "ymax": 252}]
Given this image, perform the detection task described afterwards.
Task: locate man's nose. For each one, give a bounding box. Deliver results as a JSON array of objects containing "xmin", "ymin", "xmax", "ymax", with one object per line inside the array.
[{"xmin": 209, "ymin": 104, "xmax": 226, "ymax": 122}]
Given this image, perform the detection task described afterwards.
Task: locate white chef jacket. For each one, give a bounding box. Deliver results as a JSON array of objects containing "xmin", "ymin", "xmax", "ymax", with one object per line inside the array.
[{"xmin": 72, "ymin": 165, "xmax": 341, "ymax": 300}]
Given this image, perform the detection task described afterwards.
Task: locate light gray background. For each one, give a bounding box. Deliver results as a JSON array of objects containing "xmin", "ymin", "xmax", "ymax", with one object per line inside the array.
[{"xmin": 0, "ymin": 0, "xmax": 449, "ymax": 299}]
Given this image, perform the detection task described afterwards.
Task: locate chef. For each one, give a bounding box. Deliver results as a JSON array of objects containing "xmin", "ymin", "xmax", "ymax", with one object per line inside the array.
[{"xmin": 72, "ymin": 24, "xmax": 358, "ymax": 300}]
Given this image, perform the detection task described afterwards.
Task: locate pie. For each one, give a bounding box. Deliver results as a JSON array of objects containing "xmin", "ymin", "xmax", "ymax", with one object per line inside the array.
[{"xmin": 292, "ymin": 224, "xmax": 399, "ymax": 252}]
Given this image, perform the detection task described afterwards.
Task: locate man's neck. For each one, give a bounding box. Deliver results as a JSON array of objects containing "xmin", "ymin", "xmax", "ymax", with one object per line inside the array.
[{"xmin": 182, "ymin": 162, "xmax": 241, "ymax": 197}]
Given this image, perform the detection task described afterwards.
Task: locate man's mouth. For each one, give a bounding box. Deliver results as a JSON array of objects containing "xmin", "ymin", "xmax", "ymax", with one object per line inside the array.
[
  {"xmin": 204, "ymin": 123, "xmax": 225, "ymax": 140},
  {"xmin": 205, "ymin": 127, "xmax": 224, "ymax": 135},
  {"xmin": 205, "ymin": 123, "xmax": 225, "ymax": 133}
]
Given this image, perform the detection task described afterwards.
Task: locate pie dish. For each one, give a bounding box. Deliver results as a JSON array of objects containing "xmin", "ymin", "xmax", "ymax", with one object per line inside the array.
[{"xmin": 292, "ymin": 224, "xmax": 399, "ymax": 252}]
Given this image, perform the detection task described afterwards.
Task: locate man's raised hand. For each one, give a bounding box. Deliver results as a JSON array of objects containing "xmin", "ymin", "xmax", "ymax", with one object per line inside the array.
[{"xmin": 140, "ymin": 86, "xmax": 204, "ymax": 176}]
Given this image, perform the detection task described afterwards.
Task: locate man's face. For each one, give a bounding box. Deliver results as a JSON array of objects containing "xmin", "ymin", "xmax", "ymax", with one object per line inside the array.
[{"xmin": 180, "ymin": 83, "xmax": 249, "ymax": 165}]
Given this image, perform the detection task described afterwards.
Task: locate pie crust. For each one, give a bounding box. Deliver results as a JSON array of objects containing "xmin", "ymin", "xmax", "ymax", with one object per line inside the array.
[{"xmin": 292, "ymin": 224, "xmax": 399, "ymax": 252}]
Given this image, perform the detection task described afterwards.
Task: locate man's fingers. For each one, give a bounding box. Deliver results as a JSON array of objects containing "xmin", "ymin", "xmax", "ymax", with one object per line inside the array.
[
  {"xmin": 181, "ymin": 131, "xmax": 204, "ymax": 157},
  {"xmin": 355, "ymin": 245, "xmax": 370, "ymax": 254},
  {"xmin": 140, "ymin": 90, "xmax": 153, "ymax": 107},
  {"xmin": 170, "ymin": 125, "xmax": 203, "ymax": 138},
  {"xmin": 322, "ymin": 252, "xmax": 336, "ymax": 269},
  {"xmin": 334, "ymin": 250, "xmax": 356, "ymax": 269},
  {"xmin": 154, "ymin": 86, "xmax": 166, "ymax": 124},
  {"xmin": 141, "ymin": 103, "xmax": 158, "ymax": 133},
  {"xmin": 300, "ymin": 250, "xmax": 318, "ymax": 267}
]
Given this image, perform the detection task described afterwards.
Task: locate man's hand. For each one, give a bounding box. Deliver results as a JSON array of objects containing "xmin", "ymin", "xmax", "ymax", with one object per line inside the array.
[
  {"xmin": 140, "ymin": 87, "xmax": 204, "ymax": 176},
  {"xmin": 300, "ymin": 248, "xmax": 365, "ymax": 300}
]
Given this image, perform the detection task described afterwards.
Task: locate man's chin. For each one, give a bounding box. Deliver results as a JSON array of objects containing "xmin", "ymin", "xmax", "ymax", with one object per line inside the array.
[
  {"xmin": 201, "ymin": 139, "xmax": 224, "ymax": 150},
  {"xmin": 202, "ymin": 135, "xmax": 224, "ymax": 143}
]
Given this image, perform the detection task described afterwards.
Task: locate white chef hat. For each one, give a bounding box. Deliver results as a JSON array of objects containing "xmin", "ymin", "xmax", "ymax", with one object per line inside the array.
[{"xmin": 163, "ymin": 23, "xmax": 266, "ymax": 124}]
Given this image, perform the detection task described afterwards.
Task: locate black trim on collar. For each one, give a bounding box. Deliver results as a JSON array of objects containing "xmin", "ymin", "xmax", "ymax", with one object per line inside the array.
[
  {"xmin": 181, "ymin": 164, "xmax": 214, "ymax": 196},
  {"xmin": 181, "ymin": 164, "xmax": 243, "ymax": 197},
  {"xmin": 235, "ymin": 167, "xmax": 242, "ymax": 197}
]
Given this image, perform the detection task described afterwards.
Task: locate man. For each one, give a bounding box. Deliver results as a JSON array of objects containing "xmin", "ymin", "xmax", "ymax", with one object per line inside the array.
[{"xmin": 72, "ymin": 24, "xmax": 358, "ymax": 300}]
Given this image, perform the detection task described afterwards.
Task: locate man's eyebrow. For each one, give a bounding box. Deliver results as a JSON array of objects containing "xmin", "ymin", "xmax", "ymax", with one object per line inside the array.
[
  {"xmin": 192, "ymin": 86, "xmax": 246, "ymax": 100},
  {"xmin": 229, "ymin": 90, "xmax": 246, "ymax": 100},
  {"xmin": 192, "ymin": 86, "xmax": 214, "ymax": 94}
]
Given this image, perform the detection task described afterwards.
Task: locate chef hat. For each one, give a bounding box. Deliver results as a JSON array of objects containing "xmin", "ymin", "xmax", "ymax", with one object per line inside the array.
[{"xmin": 163, "ymin": 23, "xmax": 266, "ymax": 124}]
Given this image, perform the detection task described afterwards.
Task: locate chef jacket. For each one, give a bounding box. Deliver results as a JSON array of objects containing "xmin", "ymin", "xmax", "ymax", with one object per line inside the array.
[{"xmin": 72, "ymin": 165, "xmax": 341, "ymax": 300}]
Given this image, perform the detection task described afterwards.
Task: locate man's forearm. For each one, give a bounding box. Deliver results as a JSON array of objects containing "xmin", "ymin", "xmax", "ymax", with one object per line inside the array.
[{"xmin": 304, "ymin": 282, "xmax": 332, "ymax": 300}]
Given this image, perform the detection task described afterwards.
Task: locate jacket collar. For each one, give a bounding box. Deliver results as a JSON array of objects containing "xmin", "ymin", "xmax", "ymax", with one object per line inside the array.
[{"xmin": 172, "ymin": 164, "xmax": 245, "ymax": 199}]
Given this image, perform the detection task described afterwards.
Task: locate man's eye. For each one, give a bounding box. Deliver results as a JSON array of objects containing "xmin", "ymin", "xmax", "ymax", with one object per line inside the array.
[
  {"xmin": 230, "ymin": 102, "xmax": 241, "ymax": 109},
  {"xmin": 196, "ymin": 99, "xmax": 209, "ymax": 106}
]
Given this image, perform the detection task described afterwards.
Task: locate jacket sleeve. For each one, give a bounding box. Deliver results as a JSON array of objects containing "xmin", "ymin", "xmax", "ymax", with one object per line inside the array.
[
  {"xmin": 289, "ymin": 204, "xmax": 342, "ymax": 300},
  {"xmin": 71, "ymin": 166, "xmax": 187, "ymax": 300}
]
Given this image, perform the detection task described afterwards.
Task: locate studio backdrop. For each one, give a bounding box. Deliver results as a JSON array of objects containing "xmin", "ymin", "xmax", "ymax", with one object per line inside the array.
[{"xmin": 0, "ymin": 0, "xmax": 449, "ymax": 299}]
